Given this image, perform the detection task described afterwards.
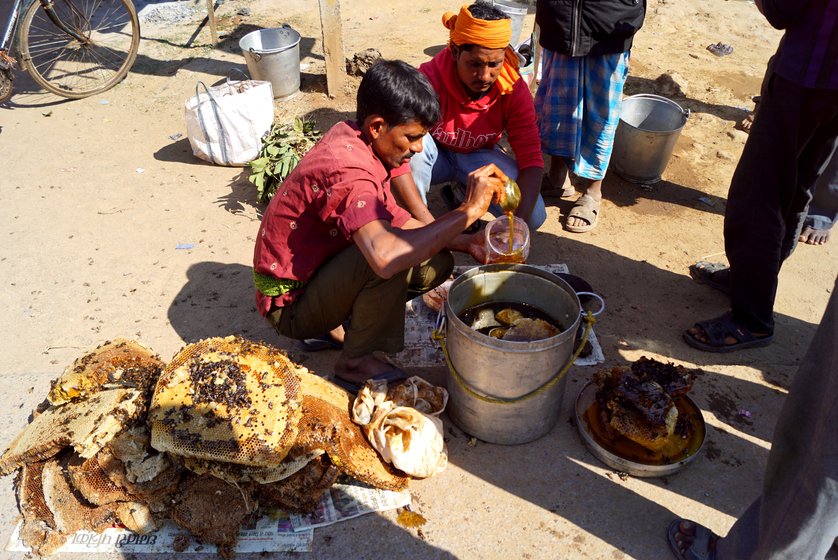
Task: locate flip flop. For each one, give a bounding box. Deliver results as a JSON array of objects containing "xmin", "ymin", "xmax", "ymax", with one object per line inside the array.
[
  {"xmin": 332, "ymin": 369, "xmax": 409, "ymax": 393},
  {"xmin": 566, "ymin": 194, "xmax": 600, "ymax": 233},
  {"xmin": 706, "ymin": 42, "xmax": 733, "ymax": 56},
  {"xmin": 666, "ymin": 519, "xmax": 718, "ymax": 560},
  {"xmin": 683, "ymin": 312, "xmax": 773, "ymax": 353},
  {"xmin": 300, "ymin": 335, "xmax": 342, "ymax": 352},
  {"xmin": 541, "ymin": 174, "xmax": 576, "ymax": 198},
  {"xmin": 688, "ymin": 261, "xmax": 731, "ymax": 295}
]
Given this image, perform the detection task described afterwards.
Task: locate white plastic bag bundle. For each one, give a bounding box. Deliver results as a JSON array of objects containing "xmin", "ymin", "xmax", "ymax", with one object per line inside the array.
[
  {"xmin": 366, "ymin": 406, "xmax": 447, "ymax": 478},
  {"xmin": 184, "ymin": 79, "xmax": 274, "ymax": 166},
  {"xmin": 351, "ymin": 376, "xmax": 448, "ymax": 478}
]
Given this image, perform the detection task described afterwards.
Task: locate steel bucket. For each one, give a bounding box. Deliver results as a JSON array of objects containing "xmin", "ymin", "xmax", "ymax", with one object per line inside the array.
[
  {"xmin": 239, "ymin": 25, "xmax": 301, "ymax": 100},
  {"xmin": 491, "ymin": 0, "xmax": 528, "ymax": 46},
  {"xmin": 611, "ymin": 94, "xmax": 689, "ymax": 184},
  {"xmin": 441, "ymin": 264, "xmax": 581, "ymax": 444}
]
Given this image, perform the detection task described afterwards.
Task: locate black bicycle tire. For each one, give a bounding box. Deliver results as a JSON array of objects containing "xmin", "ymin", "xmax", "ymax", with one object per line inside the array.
[{"xmin": 19, "ymin": 0, "xmax": 140, "ymax": 99}]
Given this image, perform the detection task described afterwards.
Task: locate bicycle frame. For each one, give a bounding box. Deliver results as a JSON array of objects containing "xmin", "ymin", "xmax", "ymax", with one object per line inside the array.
[
  {"xmin": 40, "ymin": 0, "xmax": 90, "ymax": 44},
  {"xmin": 1, "ymin": 0, "xmax": 26, "ymax": 53},
  {"xmin": 1, "ymin": 0, "xmax": 88, "ymax": 55}
]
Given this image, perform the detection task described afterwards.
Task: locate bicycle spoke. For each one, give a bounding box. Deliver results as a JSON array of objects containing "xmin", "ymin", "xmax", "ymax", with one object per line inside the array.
[{"xmin": 21, "ymin": 0, "xmax": 139, "ymax": 97}]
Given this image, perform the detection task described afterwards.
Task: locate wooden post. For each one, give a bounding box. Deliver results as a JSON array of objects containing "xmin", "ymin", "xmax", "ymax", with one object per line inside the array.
[
  {"xmin": 318, "ymin": 0, "xmax": 346, "ymax": 98},
  {"xmin": 206, "ymin": 0, "xmax": 219, "ymax": 45}
]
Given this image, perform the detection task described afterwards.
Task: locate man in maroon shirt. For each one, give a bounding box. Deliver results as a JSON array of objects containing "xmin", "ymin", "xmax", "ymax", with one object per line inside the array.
[{"xmin": 253, "ymin": 60, "xmax": 504, "ymax": 387}]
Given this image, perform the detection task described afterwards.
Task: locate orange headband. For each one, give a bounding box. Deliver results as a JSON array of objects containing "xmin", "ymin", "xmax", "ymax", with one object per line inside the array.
[{"xmin": 442, "ymin": 5, "xmax": 511, "ymax": 49}]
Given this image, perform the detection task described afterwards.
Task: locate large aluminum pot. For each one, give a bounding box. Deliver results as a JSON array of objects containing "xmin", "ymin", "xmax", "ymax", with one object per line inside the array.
[{"xmin": 442, "ymin": 264, "xmax": 581, "ymax": 444}]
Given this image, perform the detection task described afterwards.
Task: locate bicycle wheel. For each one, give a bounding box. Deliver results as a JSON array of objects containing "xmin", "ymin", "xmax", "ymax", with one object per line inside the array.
[{"xmin": 19, "ymin": 0, "xmax": 140, "ymax": 99}]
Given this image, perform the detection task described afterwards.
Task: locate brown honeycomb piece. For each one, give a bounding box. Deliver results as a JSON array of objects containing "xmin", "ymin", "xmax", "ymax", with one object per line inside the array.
[
  {"xmin": 48, "ymin": 338, "xmax": 164, "ymax": 406},
  {"xmin": 295, "ymin": 374, "xmax": 409, "ymax": 491},
  {"xmin": 0, "ymin": 387, "xmax": 145, "ymax": 474},
  {"xmin": 256, "ymin": 454, "xmax": 340, "ymax": 512},
  {"xmin": 171, "ymin": 473, "xmax": 256, "ymax": 559}
]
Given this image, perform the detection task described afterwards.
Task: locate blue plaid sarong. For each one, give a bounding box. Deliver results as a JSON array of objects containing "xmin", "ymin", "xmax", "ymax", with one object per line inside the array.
[{"xmin": 535, "ymin": 49, "xmax": 630, "ymax": 180}]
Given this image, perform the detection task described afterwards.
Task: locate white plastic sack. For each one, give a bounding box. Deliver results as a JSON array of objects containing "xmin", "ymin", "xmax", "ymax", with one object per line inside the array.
[
  {"xmin": 352, "ymin": 376, "xmax": 448, "ymax": 478},
  {"xmin": 184, "ymin": 79, "xmax": 274, "ymax": 166}
]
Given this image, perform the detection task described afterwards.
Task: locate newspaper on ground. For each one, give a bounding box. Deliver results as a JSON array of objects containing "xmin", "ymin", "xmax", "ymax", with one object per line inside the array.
[
  {"xmin": 392, "ymin": 264, "xmax": 605, "ymax": 368},
  {"xmin": 7, "ymin": 479, "xmax": 409, "ymax": 554},
  {"xmin": 7, "ymin": 517, "xmax": 312, "ymax": 554},
  {"xmin": 289, "ymin": 480, "xmax": 411, "ymax": 531}
]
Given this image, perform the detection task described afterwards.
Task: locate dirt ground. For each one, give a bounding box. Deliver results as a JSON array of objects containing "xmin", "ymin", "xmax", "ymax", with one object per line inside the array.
[{"xmin": 1, "ymin": 0, "xmax": 836, "ymax": 558}]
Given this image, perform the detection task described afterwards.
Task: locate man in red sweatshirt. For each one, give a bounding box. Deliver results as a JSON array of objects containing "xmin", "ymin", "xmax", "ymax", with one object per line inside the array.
[{"xmin": 390, "ymin": 2, "xmax": 546, "ymax": 230}]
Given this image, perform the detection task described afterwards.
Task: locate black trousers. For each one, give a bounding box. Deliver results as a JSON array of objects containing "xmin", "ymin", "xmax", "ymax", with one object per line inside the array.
[{"xmin": 724, "ymin": 70, "xmax": 838, "ymax": 333}]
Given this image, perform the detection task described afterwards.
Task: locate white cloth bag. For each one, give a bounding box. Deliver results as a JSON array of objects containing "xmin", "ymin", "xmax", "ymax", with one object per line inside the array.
[
  {"xmin": 351, "ymin": 376, "xmax": 449, "ymax": 478},
  {"xmin": 184, "ymin": 79, "xmax": 274, "ymax": 166}
]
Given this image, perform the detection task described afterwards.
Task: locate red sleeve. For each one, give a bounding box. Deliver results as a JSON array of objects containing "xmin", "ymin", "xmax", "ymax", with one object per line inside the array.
[
  {"xmin": 391, "ymin": 161, "xmax": 412, "ymax": 178},
  {"xmin": 324, "ymin": 175, "xmax": 411, "ymax": 235},
  {"xmin": 388, "ymin": 202, "xmax": 411, "ymax": 228},
  {"xmin": 503, "ymin": 81, "xmax": 544, "ymax": 171}
]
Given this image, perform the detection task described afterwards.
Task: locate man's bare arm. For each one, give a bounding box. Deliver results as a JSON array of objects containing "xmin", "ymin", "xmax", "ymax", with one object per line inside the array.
[
  {"xmin": 353, "ymin": 164, "xmax": 504, "ymax": 278},
  {"xmin": 391, "ymin": 174, "xmax": 435, "ymax": 225},
  {"xmin": 515, "ymin": 166, "xmax": 543, "ymax": 227}
]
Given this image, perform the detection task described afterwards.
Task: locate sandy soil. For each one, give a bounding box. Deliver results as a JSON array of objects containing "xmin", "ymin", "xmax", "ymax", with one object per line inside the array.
[{"xmin": 0, "ymin": 0, "xmax": 836, "ymax": 558}]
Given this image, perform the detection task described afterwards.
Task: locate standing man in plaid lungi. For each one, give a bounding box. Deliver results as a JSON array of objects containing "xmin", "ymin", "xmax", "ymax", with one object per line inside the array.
[{"xmin": 534, "ymin": 0, "xmax": 646, "ymax": 233}]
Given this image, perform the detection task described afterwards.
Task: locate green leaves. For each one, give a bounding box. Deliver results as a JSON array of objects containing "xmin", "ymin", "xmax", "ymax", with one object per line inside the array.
[{"xmin": 248, "ymin": 117, "xmax": 321, "ymax": 203}]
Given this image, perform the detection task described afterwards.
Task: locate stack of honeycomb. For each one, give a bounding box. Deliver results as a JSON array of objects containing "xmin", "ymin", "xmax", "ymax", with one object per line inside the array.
[{"xmin": 0, "ymin": 336, "xmax": 409, "ymax": 558}]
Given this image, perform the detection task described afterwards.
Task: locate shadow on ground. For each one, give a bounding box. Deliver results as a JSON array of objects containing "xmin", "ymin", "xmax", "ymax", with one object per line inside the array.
[
  {"xmin": 435, "ymin": 229, "xmax": 813, "ymax": 556},
  {"xmin": 546, "ymin": 171, "xmax": 726, "ymax": 218},
  {"xmin": 161, "ymin": 221, "xmax": 818, "ymax": 555},
  {"xmin": 166, "ymin": 261, "xmax": 276, "ymax": 344},
  {"xmin": 625, "ymin": 75, "xmax": 751, "ymax": 126},
  {"xmin": 2, "ymin": 18, "xmax": 329, "ymax": 109}
]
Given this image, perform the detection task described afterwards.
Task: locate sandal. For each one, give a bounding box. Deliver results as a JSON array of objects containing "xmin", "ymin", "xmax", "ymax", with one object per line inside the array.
[
  {"xmin": 706, "ymin": 42, "xmax": 733, "ymax": 57},
  {"xmin": 667, "ymin": 519, "xmax": 718, "ymax": 560},
  {"xmin": 332, "ymin": 368, "xmax": 409, "ymax": 394},
  {"xmin": 683, "ymin": 312, "xmax": 773, "ymax": 353},
  {"xmin": 541, "ymin": 174, "xmax": 576, "ymax": 198},
  {"xmin": 688, "ymin": 261, "xmax": 731, "ymax": 295},
  {"xmin": 300, "ymin": 335, "xmax": 342, "ymax": 352},
  {"xmin": 566, "ymin": 194, "xmax": 600, "ymax": 233}
]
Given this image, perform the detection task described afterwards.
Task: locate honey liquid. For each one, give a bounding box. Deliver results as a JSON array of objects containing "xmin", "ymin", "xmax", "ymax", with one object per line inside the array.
[
  {"xmin": 485, "ymin": 212, "xmax": 525, "ymax": 264},
  {"xmin": 507, "ymin": 211, "xmax": 515, "ymax": 254},
  {"xmin": 584, "ymin": 398, "xmax": 705, "ymax": 465}
]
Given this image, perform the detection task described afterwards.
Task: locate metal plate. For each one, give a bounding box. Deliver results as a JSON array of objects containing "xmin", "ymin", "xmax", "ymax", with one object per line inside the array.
[{"xmin": 574, "ymin": 382, "xmax": 705, "ymax": 477}]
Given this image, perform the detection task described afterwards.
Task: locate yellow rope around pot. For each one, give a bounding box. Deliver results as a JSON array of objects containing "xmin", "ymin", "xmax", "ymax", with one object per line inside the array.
[{"xmin": 431, "ymin": 311, "xmax": 596, "ymax": 405}]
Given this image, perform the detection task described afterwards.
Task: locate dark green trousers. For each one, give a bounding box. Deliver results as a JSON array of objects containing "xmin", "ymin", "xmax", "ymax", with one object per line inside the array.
[{"xmin": 267, "ymin": 244, "xmax": 454, "ymax": 357}]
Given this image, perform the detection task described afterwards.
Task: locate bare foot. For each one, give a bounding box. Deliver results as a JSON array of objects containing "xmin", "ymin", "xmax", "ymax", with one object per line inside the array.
[
  {"xmin": 334, "ymin": 353, "xmax": 396, "ymax": 385},
  {"xmin": 736, "ymin": 111, "xmax": 754, "ymax": 133},
  {"xmin": 329, "ymin": 323, "xmax": 346, "ymax": 344},
  {"xmin": 799, "ymin": 225, "xmax": 831, "ymax": 245},
  {"xmin": 736, "ymin": 95, "xmax": 760, "ymax": 133}
]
